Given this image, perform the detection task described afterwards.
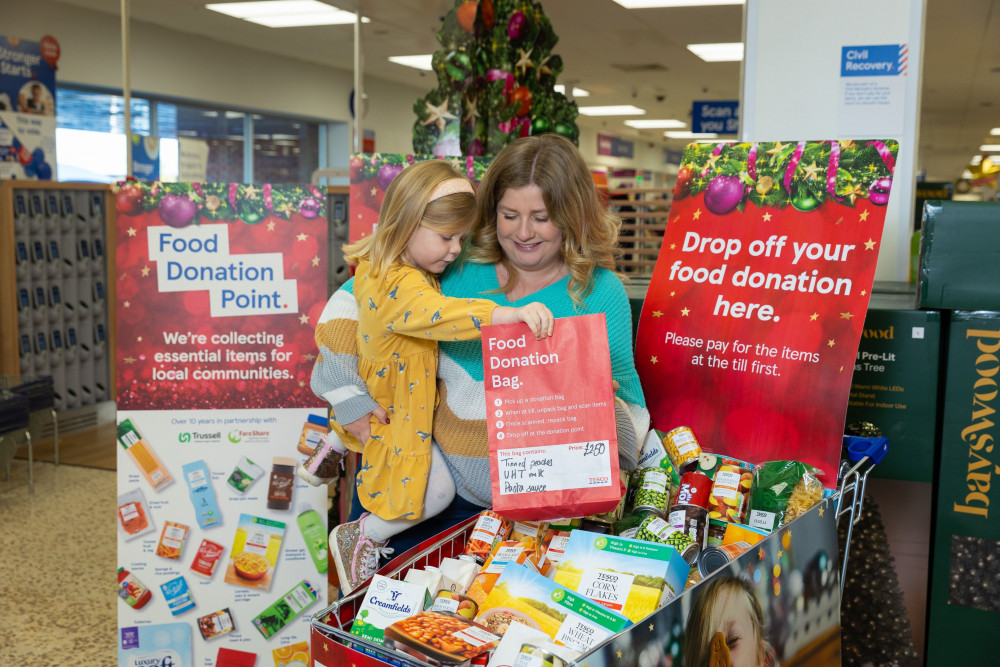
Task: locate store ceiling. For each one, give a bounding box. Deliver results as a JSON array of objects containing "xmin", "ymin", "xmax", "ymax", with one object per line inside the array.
[{"xmin": 59, "ymin": 0, "xmax": 1000, "ymax": 182}]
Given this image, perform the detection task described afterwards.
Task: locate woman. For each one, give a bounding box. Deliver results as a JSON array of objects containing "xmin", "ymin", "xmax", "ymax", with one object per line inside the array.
[{"xmin": 312, "ymin": 134, "xmax": 649, "ymax": 587}]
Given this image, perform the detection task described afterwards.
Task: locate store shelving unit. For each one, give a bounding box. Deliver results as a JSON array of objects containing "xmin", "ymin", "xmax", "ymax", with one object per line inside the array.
[{"xmin": 609, "ymin": 185, "xmax": 672, "ymax": 277}]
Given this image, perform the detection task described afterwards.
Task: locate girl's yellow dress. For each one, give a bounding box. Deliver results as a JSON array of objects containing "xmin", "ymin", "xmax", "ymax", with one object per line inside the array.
[{"xmin": 333, "ymin": 260, "xmax": 498, "ymax": 520}]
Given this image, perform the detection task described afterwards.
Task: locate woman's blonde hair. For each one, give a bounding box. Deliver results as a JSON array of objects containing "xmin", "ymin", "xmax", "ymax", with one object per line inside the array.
[
  {"xmin": 684, "ymin": 576, "xmax": 769, "ymax": 667},
  {"xmin": 343, "ymin": 160, "xmax": 477, "ymax": 277},
  {"xmin": 467, "ymin": 134, "xmax": 623, "ymax": 306}
]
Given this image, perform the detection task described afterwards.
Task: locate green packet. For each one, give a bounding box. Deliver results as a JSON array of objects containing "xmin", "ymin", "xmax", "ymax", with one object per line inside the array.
[
  {"xmin": 251, "ymin": 580, "xmax": 319, "ymax": 639},
  {"xmin": 747, "ymin": 460, "xmax": 813, "ymax": 532}
]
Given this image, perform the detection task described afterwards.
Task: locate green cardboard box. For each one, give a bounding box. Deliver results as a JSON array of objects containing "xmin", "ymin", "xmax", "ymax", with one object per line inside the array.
[
  {"xmin": 845, "ymin": 307, "xmax": 942, "ymax": 482},
  {"xmin": 926, "ymin": 311, "xmax": 1000, "ymax": 663},
  {"xmin": 918, "ymin": 200, "xmax": 1000, "ymax": 310}
]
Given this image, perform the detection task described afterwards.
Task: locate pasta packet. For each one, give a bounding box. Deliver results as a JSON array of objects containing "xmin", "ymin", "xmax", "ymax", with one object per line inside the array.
[{"xmin": 747, "ymin": 461, "xmax": 822, "ymax": 531}]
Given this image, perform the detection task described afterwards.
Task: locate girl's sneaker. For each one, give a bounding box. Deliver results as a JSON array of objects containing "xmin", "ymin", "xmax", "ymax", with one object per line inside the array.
[{"xmin": 329, "ymin": 513, "xmax": 393, "ymax": 595}]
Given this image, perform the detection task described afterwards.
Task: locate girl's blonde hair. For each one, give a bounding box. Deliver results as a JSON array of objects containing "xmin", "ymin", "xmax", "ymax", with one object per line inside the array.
[
  {"xmin": 343, "ymin": 160, "xmax": 477, "ymax": 277},
  {"xmin": 467, "ymin": 134, "xmax": 623, "ymax": 306},
  {"xmin": 684, "ymin": 576, "xmax": 769, "ymax": 667}
]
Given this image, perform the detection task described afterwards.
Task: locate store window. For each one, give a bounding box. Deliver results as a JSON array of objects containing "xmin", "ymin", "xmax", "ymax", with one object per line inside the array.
[{"xmin": 55, "ymin": 87, "xmax": 321, "ymax": 184}]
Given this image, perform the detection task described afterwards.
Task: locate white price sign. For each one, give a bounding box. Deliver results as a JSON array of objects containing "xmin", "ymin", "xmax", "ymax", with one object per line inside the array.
[
  {"xmin": 554, "ymin": 614, "xmax": 611, "ymax": 653},
  {"xmin": 497, "ymin": 441, "xmax": 612, "ymax": 495}
]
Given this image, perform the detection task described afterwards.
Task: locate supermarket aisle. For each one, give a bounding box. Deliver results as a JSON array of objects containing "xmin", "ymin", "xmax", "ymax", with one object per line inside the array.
[{"xmin": 0, "ymin": 460, "xmax": 117, "ymax": 664}]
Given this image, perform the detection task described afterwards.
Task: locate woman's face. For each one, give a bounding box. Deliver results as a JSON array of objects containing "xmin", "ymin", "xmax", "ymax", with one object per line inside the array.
[
  {"xmin": 495, "ymin": 184, "xmax": 564, "ymax": 275},
  {"xmin": 715, "ymin": 588, "xmax": 761, "ymax": 667}
]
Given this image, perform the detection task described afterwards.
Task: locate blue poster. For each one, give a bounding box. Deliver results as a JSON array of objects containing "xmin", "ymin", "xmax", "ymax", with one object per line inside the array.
[
  {"xmin": 0, "ymin": 35, "xmax": 59, "ymax": 180},
  {"xmin": 131, "ymin": 134, "xmax": 160, "ymax": 181}
]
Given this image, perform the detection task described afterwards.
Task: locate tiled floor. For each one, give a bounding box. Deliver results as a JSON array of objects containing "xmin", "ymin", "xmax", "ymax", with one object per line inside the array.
[{"xmin": 0, "ymin": 460, "xmax": 117, "ymax": 665}]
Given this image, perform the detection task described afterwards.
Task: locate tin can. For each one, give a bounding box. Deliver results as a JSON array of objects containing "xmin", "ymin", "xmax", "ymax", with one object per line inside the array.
[
  {"xmin": 515, "ymin": 642, "xmax": 568, "ymax": 667},
  {"xmin": 580, "ymin": 515, "xmax": 614, "ymax": 534},
  {"xmin": 464, "ymin": 510, "xmax": 512, "ymax": 562},
  {"xmin": 707, "ymin": 462, "xmax": 754, "ymax": 524},
  {"xmin": 697, "ymin": 542, "xmax": 753, "ymax": 577},
  {"xmin": 667, "ymin": 503, "xmax": 709, "ymax": 549},
  {"xmin": 675, "ymin": 470, "xmax": 712, "ymax": 508},
  {"xmin": 635, "ymin": 515, "xmax": 701, "ymax": 565},
  {"xmin": 614, "ymin": 510, "xmax": 653, "ymax": 539},
  {"xmin": 631, "ymin": 467, "xmax": 670, "ymax": 516},
  {"xmin": 431, "ymin": 590, "xmax": 479, "ymax": 620},
  {"xmin": 706, "ymin": 518, "xmax": 728, "ymax": 547},
  {"xmin": 662, "ymin": 426, "xmax": 702, "ymax": 469}
]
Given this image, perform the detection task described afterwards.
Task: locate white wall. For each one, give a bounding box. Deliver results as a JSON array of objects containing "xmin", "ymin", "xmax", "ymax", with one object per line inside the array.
[{"xmin": 4, "ymin": 0, "xmax": 427, "ymax": 158}]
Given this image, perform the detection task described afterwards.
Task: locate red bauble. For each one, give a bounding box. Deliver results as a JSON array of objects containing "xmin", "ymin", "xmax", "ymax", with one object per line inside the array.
[
  {"xmin": 509, "ymin": 87, "xmax": 532, "ymax": 117},
  {"xmin": 675, "ymin": 165, "xmax": 693, "ymax": 199},
  {"xmin": 116, "ymin": 185, "xmax": 145, "ymax": 216},
  {"xmin": 349, "ymin": 155, "xmax": 366, "ymax": 182}
]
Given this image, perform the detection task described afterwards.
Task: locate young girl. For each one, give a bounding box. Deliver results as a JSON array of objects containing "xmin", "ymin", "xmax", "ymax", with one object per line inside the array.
[
  {"xmin": 684, "ymin": 575, "xmax": 776, "ymax": 667},
  {"xmin": 317, "ymin": 160, "xmax": 553, "ymax": 594}
]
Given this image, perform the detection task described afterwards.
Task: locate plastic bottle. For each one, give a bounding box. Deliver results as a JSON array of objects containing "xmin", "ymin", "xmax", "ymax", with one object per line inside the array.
[
  {"xmin": 296, "ymin": 502, "xmax": 329, "ymax": 574},
  {"xmin": 117, "ymin": 567, "xmax": 152, "ymax": 609}
]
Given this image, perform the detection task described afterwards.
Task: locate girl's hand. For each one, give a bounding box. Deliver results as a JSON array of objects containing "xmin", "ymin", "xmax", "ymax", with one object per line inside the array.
[
  {"xmin": 343, "ymin": 405, "xmax": 390, "ymax": 443},
  {"xmin": 517, "ymin": 302, "xmax": 555, "ymax": 340}
]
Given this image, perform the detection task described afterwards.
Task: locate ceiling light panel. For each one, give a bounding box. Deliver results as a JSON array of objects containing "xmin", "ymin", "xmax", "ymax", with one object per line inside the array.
[
  {"xmin": 388, "ymin": 55, "xmax": 434, "ymax": 71},
  {"xmin": 578, "ymin": 105, "xmax": 647, "ymax": 116},
  {"xmin": 206, "ymin": 1, "xmax": 366, "ymax": 27},
  {"xmin": 687, "ymin": 42, "xmax": 744, "ymax": 62},
  {"xmin": 553, "ymin": 85, "xmax": 590, "ymax": 97},
  {"xmin": 665, "ymin": 131, "xmax": 718, "ymax": 139},
  {"xmin": 614, "ymin": 1, "xmax": 744, "ymax": 7},
  {"xmin": 625, "ymin": 119, "xmax": 687, "ymax": 129}
]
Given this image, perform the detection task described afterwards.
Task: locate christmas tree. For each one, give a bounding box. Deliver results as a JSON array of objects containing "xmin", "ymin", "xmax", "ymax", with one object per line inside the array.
[{"xmin": 413, "ymin": 0, "xmax": 579, "ymax": 157}]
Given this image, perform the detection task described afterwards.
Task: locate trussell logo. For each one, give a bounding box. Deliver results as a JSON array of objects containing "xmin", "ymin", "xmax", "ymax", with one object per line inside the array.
[{"xmin": 178, "ymin": 431, "xmax": 222, "ymax": 443}]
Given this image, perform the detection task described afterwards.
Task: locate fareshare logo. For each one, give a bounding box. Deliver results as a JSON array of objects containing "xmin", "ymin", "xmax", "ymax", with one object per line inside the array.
[{"xmin": 228, "ymin": 430, "xmax": 243, "ymax": 444}]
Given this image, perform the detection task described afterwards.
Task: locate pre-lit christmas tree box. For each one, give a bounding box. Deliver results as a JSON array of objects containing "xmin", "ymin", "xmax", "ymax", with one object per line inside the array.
[
  {"xmin": 918, "ymin": 200, "xmax": 1000, "ymax": 310},
  {"xmin": 927, "ymin": 311, "xmax": 1000, "ymax": 663},
  {"xmin": 845, "ymin": 307, "xmax": 942, "ymax": 482}
]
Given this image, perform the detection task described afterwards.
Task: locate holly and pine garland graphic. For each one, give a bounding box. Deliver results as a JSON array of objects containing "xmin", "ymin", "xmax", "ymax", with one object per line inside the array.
[
  {"xmin": 413, "ymin": 0, "xmax": 579, "ymax": 156},
  {"xmin": 114, "ymin": 180, "xmax": 328, "ymax": 410},
  {"xmin": 635, "ymin": 139, "xmax": 899, "ymax": 481}
]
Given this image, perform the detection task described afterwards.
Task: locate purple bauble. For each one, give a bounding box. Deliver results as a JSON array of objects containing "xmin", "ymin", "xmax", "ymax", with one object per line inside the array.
[
  {"xmin": 508, "ymin": 11, "xmax": 526, "ymax": 40},
  {"xmin": 299, "ymin": 197, "xmax": 320, "ymax": 219},
  {"xmin": 704, "ymin": 175, "xmax": 744, "ymax": 216},
  {"xmin": 868, "ymin": 176, "xmax": 892, "ymax": 206},
  {"xmin": 158, "ymin": 193, "xmax": 198, "ymax": 228},
  {"xmin": 377, "ymin": 163, "xmax": 405, "ymax": 191}
]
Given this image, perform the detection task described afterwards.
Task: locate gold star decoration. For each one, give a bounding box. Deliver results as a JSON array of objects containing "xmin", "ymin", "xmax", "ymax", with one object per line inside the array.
[
  {"xmin": 617, "ymin": 651, "xmax": 623, "ymax": 659},
  {"xmin": 136, "ymin": 336, "xmax": 142, "ymax": 342},
  {"xmin": 861, "ymin": 289, "xmax": 867, "ymax": 296},
  {"xmin": 123, "ymin": 356, "xmax": 137, "ymax": 364},
  {"xmin": 649, "ymin": 623, "xmax": 654, "ymax": 632},
  {"xmin": 801, "ymin": 161, "xmax": 821, "ymax": 181},
  {"xmin": 835, "ymin": 217, "xmax": 844, "ymax": 225},
  {"xmin": 819, "ymin": 505, "xmax": 825, "ymax": 517},
  {"xmin": 681, "ymin": 307, "xmax": 690, "ymax": 316},
  {"xmin": 299, "ymin": 380, "xmax": 306, "ymax": 388},
  {"xmin": 827, "ymin": 339, "xmax": 836, "ymax": 348},
  {"xmin": 244, "ymin": 184, "xmax": 259, "ymax": 199},
  {"xmin": 299, "ymin": 314, "xmax": 311, "ymax": 325},
  {"xmin": 864, "ymin": 238, "xmax": 877, "ymax": 250},
  {"xmin": 311, "ymin": 255, "xmax": 320, "ymax": 267},
  {"xmin": 766, "ymin": 141, "xmax": 787, "ymax": 155},
  {"xmin": 670, "ymin": 243, "xmax": 676, "ymax": 250},
  {"xmin": 652, "ymin": 310, "xmax": 663, "ymax": 318},
  {"xmin": 141, "ymin": 266, "xmax": 150, "ymax": 277},
  {"xmin": 297, "ymin": 232, "xmax": 308, "ymax": 242},
  {"xmin": 463, "ymin": 94, "xmax": 480, "ymax": 128},
  {"xmin": 777, "ymin": 550, "xmax": 784, "ymax": 558},
  {"xmin": 859, "ymin": 209, "xmax": 870, "ymax": 222},
  {"xmin": 515, "ymin": 47, "xmax": 534, "ymax": 77},
  {"xmin": 303, "ymin": 353, "xmax": 316, "ymax": 362},
  {"xmin": 535, "ymin": 54, "xmax": 554, "ymax": 80},
  {"xmin": 758, "ymin": 547, "xmax": 766, "ymax": 560},
  {"xmin": 371, "ymin": 187, "xmax": 378, "ymax": 197},
  {"xmin": 810, "ymin": 312, "xmax": 819, "ymax": 321},
  {"xmin": 650, "ymin": 356, "xmax": 658, "ymax": 364},
  {"xmin": 841, "ymin": 311, "xmax": 853, "ymax": 319},
  {"xmin": 421, "ymin": 99, "xmax": 458, "ymax": 134},
  {"xmin": 692, "ymin": 208, "xmax": 702, "ymax": 220},
  {"xmin": 127, "ymin": 227, "xmax": 137, "ymax": 237},
  {"xmin": 843, "ymin": 184, "xmax": 866, "ymax": 205},
  {"xmin": 704, "ymin": 153, "xmax": 722, "ymax": 171},
  {"xmin": 670, "ymin": 291, "xmax": 676, "ymax": 297},
  {"xmin": 124, "ymin": 301, "xmax": 130, "ymax": 308},
  {"xmin": 267, "ymin": 220, "xmax": 277, "ymax": 231},
  {"xmin": 186, "ymin": 190, "xmax": 199, "ymax": 202},
  {"xmin": 762, "ymin": 211, "xmax": 772, "ymax": 222},
  {"xmin": 867, "ymin": 163, "xmax": 878, "ymax": 173},
  {"xmin": 839, "ymin": 140, "xmax": 855, "ymax": 149}
]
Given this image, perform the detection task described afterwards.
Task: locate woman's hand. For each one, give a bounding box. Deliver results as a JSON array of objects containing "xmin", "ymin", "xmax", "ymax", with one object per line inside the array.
[{"xmin": 342, "ymin": 405, "xmax": 390, "ymax": 443}]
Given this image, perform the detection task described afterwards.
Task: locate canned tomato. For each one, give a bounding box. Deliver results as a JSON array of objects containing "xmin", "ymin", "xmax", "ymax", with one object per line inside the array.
[
  {"xmin": 675, "ymin": 470, "xmax": 712, "ymax": 508},
  {"xmin": 635, "ymin": 515, "xmax": 701, "ymax": 565},
  {"xmin": 464, "ymin": 511, "xmax": 512, "ymax": 563},
  {"xmin": 663, "ymin": 426, "xmax": 702, "ymax": 469},
  {"xmin": 631, "ymin": 467, "xmax": 670, "ymax": 516},
  {"xmin": 667, "ymin": 503, "xmax": 709, "ymax": 549},
  {"xmin": 515, "ymin": 642, "xmax": 568, "ymax": 667},
  {"xmin": 697, "ymin": 542, "xmax": 753, "ymax": 577}
]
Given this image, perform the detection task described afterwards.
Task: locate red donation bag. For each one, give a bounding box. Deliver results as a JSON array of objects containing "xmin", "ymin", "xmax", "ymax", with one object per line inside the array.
[{"xmin": 483, "ymin": 313, "xmax": 621, "ymax": 521}]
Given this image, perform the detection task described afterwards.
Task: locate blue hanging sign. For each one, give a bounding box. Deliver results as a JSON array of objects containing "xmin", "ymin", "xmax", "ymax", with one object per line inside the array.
[
  {"xmin": 690, "ymin": 101, "xmax": 740, "ymax": 135},
  {"xmin": 841, "ymin": 44, "xmax": 908, "ymax": 77}
]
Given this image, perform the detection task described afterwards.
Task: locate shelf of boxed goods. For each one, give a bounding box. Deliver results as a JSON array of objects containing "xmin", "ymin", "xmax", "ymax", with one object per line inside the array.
[{"xmin": 608, "ymin": 186, "xmax": 672, "ymax": 277}]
